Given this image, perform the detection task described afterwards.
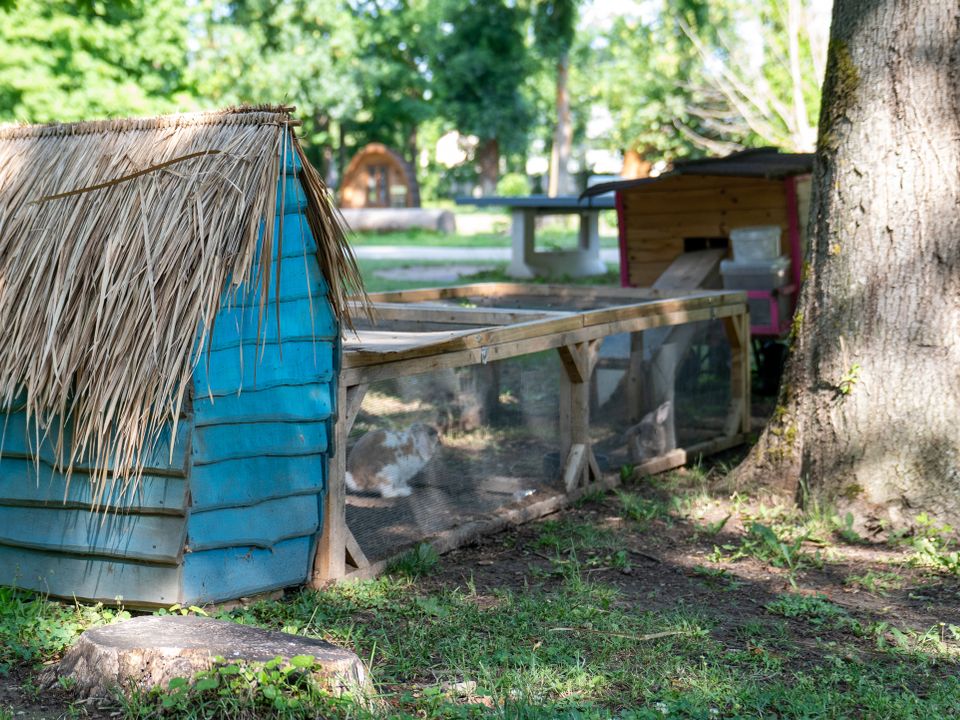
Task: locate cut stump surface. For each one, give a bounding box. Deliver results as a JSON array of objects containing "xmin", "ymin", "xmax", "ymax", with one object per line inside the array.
[{"xmin": 44, "ymin": 615, "xmax": 367, "ymax": 699}]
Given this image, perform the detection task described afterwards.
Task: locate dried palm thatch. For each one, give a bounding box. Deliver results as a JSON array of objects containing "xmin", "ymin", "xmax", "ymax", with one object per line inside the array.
[{"xmin": 0, "ymin": 105, "xmax": 364, "ymax": 505}]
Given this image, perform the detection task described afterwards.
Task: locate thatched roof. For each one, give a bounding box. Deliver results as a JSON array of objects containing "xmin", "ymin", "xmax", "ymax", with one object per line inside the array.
[{"xmin": 0, "ymin": 105, "xmax": 362, "ymax": 503}]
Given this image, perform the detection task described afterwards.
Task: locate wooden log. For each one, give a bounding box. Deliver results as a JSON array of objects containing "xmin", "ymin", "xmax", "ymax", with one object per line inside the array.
[
  {"xmin": 341, "ymin": 207, "xmax": 456, "ymax": 233},
  {"xmin": 42, "ymin": 615, "xmax": 368, "ymax": 699}
]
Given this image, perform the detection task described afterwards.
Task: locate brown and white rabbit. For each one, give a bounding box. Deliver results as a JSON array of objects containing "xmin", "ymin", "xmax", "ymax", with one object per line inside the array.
[
  {"xmin": 624, "ymin": 401, "xmax": 672, "ymax": 463},
  {"xmin": 345, "ymin": 423, "xmax": 440, "ymax": 498}
]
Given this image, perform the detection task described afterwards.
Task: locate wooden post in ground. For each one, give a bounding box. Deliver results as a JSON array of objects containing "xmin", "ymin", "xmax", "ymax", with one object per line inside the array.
[
  {"xmin": 558, "ymin": 340, "xmax": 602, "ymax": 491},
  {"xmin": 722, "ymin": 310, "xmax": 751, "ymax": 438},
  {"xmin": 312, "ymin": 383, "xmax": 369, "ymax": 584}
]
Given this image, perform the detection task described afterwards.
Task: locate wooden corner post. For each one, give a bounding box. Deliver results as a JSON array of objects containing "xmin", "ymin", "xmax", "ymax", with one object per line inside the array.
[
  {"xmin": 558, "ymin": 340, "xmax": 602, "ymax": 492},
  {"xmin": 722, "ymin": 308, "xmax": 751, "ymax": 438},
  {"xmin": 312, "ymin": 382, "xmax": 369, "ymax": 585}
]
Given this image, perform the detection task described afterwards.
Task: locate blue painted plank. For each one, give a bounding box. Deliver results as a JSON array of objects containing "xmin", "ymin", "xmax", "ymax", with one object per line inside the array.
[
  {"xmin": 182, "ymin": 536, "xmax": 313, "ymax": 604},
  {"xmin": 192, "ymin": 340, "xmax": 334, "ymax": 397},
  {"xmin": 222, "ymin": 253, "xmax": 330, "ymax": 307},
  {"xmin": 191, "ymin": 420, "xmax": 328, "ymax": 466},
  {"xmin": 0, "ymin": 506, "xmax": 185, "ymax": 563},
  {"xmin": 270, "ymin": 212, "xmax": 318, "ymax": 259},
  {"xmin": 187, "ymin": 495, "xmax": 319, "ymax": 552},
  {"xmin": 276, "ymin": 178, "xmax": 308, "ymax": 215},
  {"xmin": 189, "ymin": 454, "xmax": 325, "ymax": 510},
  {"xmin": 206, "ymin": 297, "xmax": 336, "ymax": 351},
  {"xmin": 281, "ymin": 143, "xmax": 303, "ymax": 173},
  {"xmin": 0, "ymin": 544, "xmax": 182, "ymax": 606},
  {"xmin": 0, "ymin": 458, "xmax": 187, "ymax": 514},
  {"xmin": 193, "ymin": 383, "xmax": 332, "ymax": 427},
  {"xmin": 0, "ymin": 411, "xmax": 190, "ymax": 475}
]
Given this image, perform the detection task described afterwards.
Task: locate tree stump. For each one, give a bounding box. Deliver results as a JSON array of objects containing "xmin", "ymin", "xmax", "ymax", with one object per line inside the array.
[{"xmin": 42, "ymin": 615, "xmax": 368, "ymax": 699}]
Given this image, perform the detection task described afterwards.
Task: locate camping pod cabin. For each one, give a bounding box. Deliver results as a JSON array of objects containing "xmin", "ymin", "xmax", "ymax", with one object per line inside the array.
[
  {"xmin": 585, "ymin": 148, "xmax": 813, "ymax": 336},
  {"xmin": 339, "ymin": 142, "xmax": 420, "ymax": 209},
  {"xmin": 0, "ymin": 107, "xmax": 359, "ymax": 607}
]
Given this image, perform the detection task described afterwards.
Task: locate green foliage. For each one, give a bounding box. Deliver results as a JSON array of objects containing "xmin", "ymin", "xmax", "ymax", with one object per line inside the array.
[
  {"xmin": 765, "ymin": 593, "xmax": 857, "ymax": 631},
  {"xmin": 431, "ymin": 0, "xmax": 533, "ymax": 152},
  {"xmin": 0, "ymin": 0, "xmax": 195, "ymax": 123},
  {"xmin": 387, "ymin": 542, "xmax": 440, "ymax": 577},
  {"xmin": 0, "ymin": 588, "xmax": 129, "ymax": 670},
  {"xmin": 711, "ymin": 521, "xmax": 812, "ymax": 584},
  {"xmin": 903, "ymin": 513, "xmax": 960, "ymax": 574},
  {"xmin": 617, "ymin": 491, "xmax": 673, "ymax": 527},
  {"xmin": 124, "ymin": 656, "xmax": 363, "ymax": 719},
  {"xmin": 495, "ymin": 172, "xmax": 530, "ymax": 197}
]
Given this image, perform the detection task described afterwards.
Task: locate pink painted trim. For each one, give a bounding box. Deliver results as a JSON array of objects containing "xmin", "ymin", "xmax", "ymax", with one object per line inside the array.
[
  {"xmin": 615, "ymin": 191, "xmax": 631, "ymax": 287},
  {"xmin": 784, "ymin": 177, "xmax": 804, "ymax": 296}
]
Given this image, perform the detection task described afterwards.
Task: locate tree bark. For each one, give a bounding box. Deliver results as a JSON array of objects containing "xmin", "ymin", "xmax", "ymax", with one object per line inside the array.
[
  {"xmin": 735, "ymin": 0, "xmax": 960, "ymax": 529},
  {"xmin": 621, "ymin": 149, "xmax": 652, "ymax": 179},
  {"xmin": 477, "ymin": 138, "xmax": 500, "ymax": 196},
  {"xmin": 548, "ymin": 53, "xmax": 573, "ymax": 196}
]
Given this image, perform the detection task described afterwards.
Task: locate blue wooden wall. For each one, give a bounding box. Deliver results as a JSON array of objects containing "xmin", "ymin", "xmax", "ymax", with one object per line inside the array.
[{"xmin": 0, "ymin": 144, "xmax": 337, "ymax": 606}]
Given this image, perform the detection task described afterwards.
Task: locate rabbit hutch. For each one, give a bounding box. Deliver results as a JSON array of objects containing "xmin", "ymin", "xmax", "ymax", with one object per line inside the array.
[
  {"xmin": 0, "ymin": 107, "xmax": 358, "ymax": 607},
  {"xmin": 312, "ymin": 283, "xmax": 751, "ymax": 581},
  {"xmin": 585, "ymin": 148, "xmax": 813, "ymax": 338}
]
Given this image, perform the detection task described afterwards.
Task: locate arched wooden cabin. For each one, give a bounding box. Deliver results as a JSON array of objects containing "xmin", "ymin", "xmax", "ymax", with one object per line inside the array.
[
  {"xmin": 0, "ymin": 107, "xmax": 359, "ymax": 606},
  {"xmin": 339, "ymin": 142, "xmax": 420, "ymax": 209},
  {"xmin": 585, "ymin": 148, "xmax": 813, "ymax": 336}
]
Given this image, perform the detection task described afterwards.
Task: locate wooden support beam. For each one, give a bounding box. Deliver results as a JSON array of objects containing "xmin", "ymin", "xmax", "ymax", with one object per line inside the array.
[
  {"xmin": 344, "ymin": 527, "xmax": 369, "ymax": 570},
  {"xmin": 312, "ymin": 382, "xmax": 367, "ymax": 584},
  {"xmin": 562, "ymin": 444, "xmax": 587, "ymax": 492},
  {"xmin": 722, "ymin": 312, "xmax": 752, "ymax": 437},
  {"xmin": 627, "ymin": 332, "xmax": 645, "ymax": 423}
]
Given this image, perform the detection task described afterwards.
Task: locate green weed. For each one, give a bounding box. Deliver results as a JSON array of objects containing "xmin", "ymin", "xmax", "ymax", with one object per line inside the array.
[
  {"xmin": 0, "ymin": 587, "xmax": 129, "ymax": 670},
  {"xmin": 122, "ymin": 656, "xmax": 366, "ymax": 719},
  {"xmin": 710, "ymin": 522, "xmax": 813, "ymax": 584},
  {"xmin": 765, "ymin": 593, "xmax": 858, "ymax": 632},
  {"xmin": 905, "ymin": 513, "xmax": 960, "ymax": 573},
  {"xmin": 386, "ymin": 543, "xmax": 440, "ymax": 578}
]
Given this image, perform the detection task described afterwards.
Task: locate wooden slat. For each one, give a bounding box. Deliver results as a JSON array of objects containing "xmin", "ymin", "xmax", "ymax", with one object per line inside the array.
[
  {"xmin": 190, "ymin": 454, "xmax": 324, "ymax": 510},
  {"xmin": 0, "ymin": 545, "xmax": 182, "ymax": 606},
  {"xmin": 0, "ymin": 459, "xmax": 187, "ymax": 515},
  {"xmin": 182, "ymin": 536, "xmax": 313, "ymax": 606},
  {"xmin": 187, "ymin": 495, "xmax": 320, "ymax": 552},
  {"xmin": 193, "ymin": 340, "xmax": 334, "ymax": 396},
  {"xmin": 192, "ymin": 420, "xmax": 327, "ymax": 466},
  {"xmin": 0, "ymin": 507, "xmax": 186, "ymax": 564},
  {"xmin": 193, "ymin": 383, "xmax": 333, "ymax": 427}
]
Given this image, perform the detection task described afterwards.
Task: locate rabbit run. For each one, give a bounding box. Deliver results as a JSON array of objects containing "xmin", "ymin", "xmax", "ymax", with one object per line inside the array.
[{"xmin": 345, "ymin": 423, "xmax": 441, "ymax": 498}]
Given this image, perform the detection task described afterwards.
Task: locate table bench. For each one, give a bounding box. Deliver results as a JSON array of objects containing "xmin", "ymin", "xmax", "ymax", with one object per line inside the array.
[{"xmin": 456, "ymin": 195, "xmax": 614, "ymax": 278}]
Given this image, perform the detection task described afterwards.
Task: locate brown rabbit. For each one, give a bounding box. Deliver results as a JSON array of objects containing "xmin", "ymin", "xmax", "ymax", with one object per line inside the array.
[
  {"xmin": 345, "ymin": 423, "xmax": 440, "ymax": 498},
  {"xmin": 624, "ymin": 401, "xmax": 672, "ymax": 463}
]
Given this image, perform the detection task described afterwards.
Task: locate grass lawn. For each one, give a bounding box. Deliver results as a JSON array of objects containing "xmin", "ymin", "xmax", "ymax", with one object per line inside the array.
[
  {"xmin": 357, "ymin": 258, "xmax": 620, "ymax": 293},
  {"xmin": 3, "ymin": 460, "xmax": 960, "ymax": 719},
  {"xmin": 350, "ymin": 227, "xmax": 621, "ymax": 250}
]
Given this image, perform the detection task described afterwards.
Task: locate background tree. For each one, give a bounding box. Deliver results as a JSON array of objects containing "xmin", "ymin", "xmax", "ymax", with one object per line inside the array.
[
  {"xmin": 0, "ymin": 0, "xmax": 194, "ymax": 122},
  {"xmin": 191, "ymin": 0, "xmax": 360, "ymax": 177},
  {"xmin": 679, "ymin": 0, "xmax": 829, "ymax": 152},
  {"xmin": 532, "ymin": 0, "xmax": 578, "ymax": 195},
  {"xmin": 348, "ymin": 0, "xmax": 435, "ymax": 169},
  {"xmin": 590, "ymin": 0, "xmax": 742, "ymax": 176},
  {"xmin": 736, "ymin": 0, "xmax": 960, "ymax": 528},
  {"xmin": 431, "ymin": 0, "xmax": 533, "ymax": 195}
]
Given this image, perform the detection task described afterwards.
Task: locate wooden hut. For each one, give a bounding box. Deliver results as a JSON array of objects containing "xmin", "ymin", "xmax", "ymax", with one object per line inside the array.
[
  {"xmin": 585, "ymin": 148, "xmax": 813, "ymax": 336},
  {"xmin": 339, "ymin": 143, "xmax": 420, "ymax": 209},
  {"xmin": 0, "ymin": 107, "xmax": 361, "ymax": 606}
]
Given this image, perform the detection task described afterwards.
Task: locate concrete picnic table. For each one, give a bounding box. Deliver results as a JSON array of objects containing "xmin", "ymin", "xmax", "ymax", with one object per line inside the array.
[{"xmin": 455, "ymin": 195, "xmax": 615, "ymax": 278}]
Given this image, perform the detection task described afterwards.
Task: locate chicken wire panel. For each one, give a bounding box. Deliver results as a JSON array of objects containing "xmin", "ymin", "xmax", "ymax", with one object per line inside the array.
[
  {"xmin": 589, "ymin": 320, "xmax": 732, "ymax": 470},
  {"xmin": 345, "ymin": 352, "xmax": 564, "ymax": 563}
]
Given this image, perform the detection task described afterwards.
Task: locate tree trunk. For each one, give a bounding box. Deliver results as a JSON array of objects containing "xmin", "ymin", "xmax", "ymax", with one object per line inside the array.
[
  {"xmin": 621, "ymin": 149, "xmax": 652, "ymax": 179},
  {"xmin": 477, "ymin": 138, "xmax": 500, "ymax": 196},
  {"xmin": 548, "ymin": 53, "xmax": 573, "ymax": 196},
  {"xmin": 736, "ymin": 1, "xmax": 960, "ymax": 529}
]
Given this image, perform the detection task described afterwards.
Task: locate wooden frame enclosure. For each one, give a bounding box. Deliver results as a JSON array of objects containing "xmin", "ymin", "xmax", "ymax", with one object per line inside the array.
[{"xmin": 311, "ymin": 284, "xmax": 750, "ymax": 584}]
